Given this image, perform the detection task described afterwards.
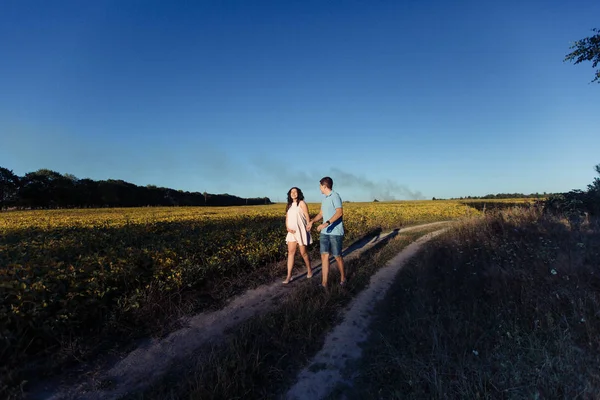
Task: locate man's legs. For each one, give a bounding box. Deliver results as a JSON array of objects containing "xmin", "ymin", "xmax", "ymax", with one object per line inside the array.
[
  {"xmin": 335, "ymin": 255, "xmax": 346, "ymax": 283},
  {"xmin": 320, "ymin": 252, "xmax": 330, "ymax": 287},
  {"xmin": 320, "ymin": 235, "xmax": 331, "ymax": 287},
  {"xmin": 331, "ymin": 235, "xmax": 345, "ymax": 283}
]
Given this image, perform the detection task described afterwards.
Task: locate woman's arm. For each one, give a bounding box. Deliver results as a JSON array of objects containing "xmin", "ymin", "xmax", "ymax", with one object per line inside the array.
[{"xmin": 299, "ymin": 200, "xmax": 310, "ymax": 222}]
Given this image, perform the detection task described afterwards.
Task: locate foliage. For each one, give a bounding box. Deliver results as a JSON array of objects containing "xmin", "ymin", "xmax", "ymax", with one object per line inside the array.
[
  {"xmin": 354, "ymin": 208, "xmax": 600, "ymax": 398},
  {"xmin": 459, "ymin": 198, "xmax": 538, "ymax": 212},
  {"xmin": 588, "ymin": 164, "xmax": 600, "ymax": 214},
  {"xmin": 544, "ymin": 163, "xmax": 600, "ymax": 217},
  {"xmin": 1, "ymin": 201, "xmax": 478, "ymax": 393},
  {"xmin": 0, "ymin": 167, "xmax": 20, "ymax": 209},
  {"xmin": 450, "ymin": 192, "xmax": 547, "ymax": 200},
  {"xmin": 0, "ymin": 166, "xmax": 271, "ymax": 209},
  {"xmin": 565, "ymin": 28, "xmax": 600, "ymax": 83},
  {"xmin": 130, "ymin": 206, "xmax": 600, "ymax": 400}
]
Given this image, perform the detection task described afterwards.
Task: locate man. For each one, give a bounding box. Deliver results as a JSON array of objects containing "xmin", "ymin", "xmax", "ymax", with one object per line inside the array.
[{"xmin": 307, "ymin": 176, "xmax": 346, "ymax": 288}]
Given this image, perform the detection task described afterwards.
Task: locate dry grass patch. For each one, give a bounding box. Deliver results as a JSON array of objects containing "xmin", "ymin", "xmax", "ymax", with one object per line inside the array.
[{"xmin": 353, "ymin": 208, "xmax": 600, "ymax": 399}]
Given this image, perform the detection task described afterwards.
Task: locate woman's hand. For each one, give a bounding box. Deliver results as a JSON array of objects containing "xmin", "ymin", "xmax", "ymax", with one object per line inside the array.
[{"xmin": 287, "ymin": 228, "xmax": 296, "ymax": 234}]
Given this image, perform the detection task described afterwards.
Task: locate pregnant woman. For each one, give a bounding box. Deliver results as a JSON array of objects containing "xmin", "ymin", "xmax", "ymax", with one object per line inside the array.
[{"xmin": 284, "ymin": 187, "xmax": 313, "ymax": 284}]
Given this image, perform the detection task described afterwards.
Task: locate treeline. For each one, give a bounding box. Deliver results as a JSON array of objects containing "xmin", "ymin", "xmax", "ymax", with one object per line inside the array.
[
  {"xmin": 441, "ymin": 164, "xmax": 600, "ymax": 217},
  {"xmin": 0, "ymin": 167, "xmax": 271, "ymax": 209},
  {"xmin": 446, "ymin": 193, "xmax": 547, "ymax": 200}
]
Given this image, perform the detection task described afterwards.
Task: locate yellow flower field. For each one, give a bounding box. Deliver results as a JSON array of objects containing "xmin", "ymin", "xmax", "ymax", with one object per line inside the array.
[{"xmin": 1, "ymin": 200, "xmax": 484, "ymax": 368}]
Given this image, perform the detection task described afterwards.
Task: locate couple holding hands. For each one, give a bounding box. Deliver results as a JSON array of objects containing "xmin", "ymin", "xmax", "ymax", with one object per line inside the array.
[{"xmin": 284, "ymin": 176, "xmax": 346, "ymax": 288}]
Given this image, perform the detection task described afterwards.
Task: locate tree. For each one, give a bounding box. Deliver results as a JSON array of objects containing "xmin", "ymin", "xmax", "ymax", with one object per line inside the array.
[
  {"xmin": 565, "ymin": 28, "xmax": 600, "ymax": 83},
  {"xmin": 2, "ymin": 165, "xmax": 271, "ymax": 209},
  {"xmin": 587, "ymin": 163, "xmax": 600, "ymax": 215},
  {"xmin": 76, "ymin": 178, "xmax": 100, "ymax": 207},
  {"xmin": 19, "ymin": 169, "xmax": 68, "ymax": 208},
  {"xmin": 544, "ymin": 163, "xmax": 600, "ymax": 216},
  {"xmin": 0, "ymin": 167, "xmax": 20, "ymax": 209},
  {"xmin": 588, "ymin": 164, "xmax": 600, "ymax": 193}
]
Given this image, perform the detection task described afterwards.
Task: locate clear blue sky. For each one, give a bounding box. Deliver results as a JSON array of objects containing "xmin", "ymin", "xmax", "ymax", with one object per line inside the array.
[{"xmin": 1, "ymin": 0, "xmax": 598, "ymax": 202}]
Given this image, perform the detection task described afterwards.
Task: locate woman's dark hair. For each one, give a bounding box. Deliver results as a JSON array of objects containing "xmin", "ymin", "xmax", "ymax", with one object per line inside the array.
[{"xmin": 286, "ymin": 187, "xmax": 305, "ymax": 212}]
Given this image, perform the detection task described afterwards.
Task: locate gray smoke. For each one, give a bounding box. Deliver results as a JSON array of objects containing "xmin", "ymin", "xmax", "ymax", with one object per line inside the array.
[
  {"xmin": 331, "ymin": 168, "xmax": 425, "ymax": 201},
  {"xmin": 250, "ymin": 155, "xmax": 425, "ymax": 201}
]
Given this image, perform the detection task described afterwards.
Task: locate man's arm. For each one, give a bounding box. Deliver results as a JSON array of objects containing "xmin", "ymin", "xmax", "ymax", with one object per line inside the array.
[
  {"xmin": 328, "ymin": 207, "xmax": 343, "ymax": 224},
  {"xmin": 316, "ymin": 207, "xmax": 342, "ymax": 232},
  {"xmin": 307, "ymin": 209, "xmax": 323, "ymax": 230}
]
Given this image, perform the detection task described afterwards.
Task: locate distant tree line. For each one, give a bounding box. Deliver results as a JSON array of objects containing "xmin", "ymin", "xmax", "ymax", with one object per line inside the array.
[
  {"xmin": 434, "ymin": 164, "xmax": 600, "ymax": 217},
  {"xmin": 0, "ymin": 167, "xmax": 272, "ymax": 209},
  {"xmin": 433, "ymin": 193, "xmax": 548, "ymax": 201}
]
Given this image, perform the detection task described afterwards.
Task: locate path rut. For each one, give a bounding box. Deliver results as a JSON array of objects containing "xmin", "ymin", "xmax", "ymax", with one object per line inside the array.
[{"xmin": 285, "ymin": 229, "xmax": 447, "ymax": 400}]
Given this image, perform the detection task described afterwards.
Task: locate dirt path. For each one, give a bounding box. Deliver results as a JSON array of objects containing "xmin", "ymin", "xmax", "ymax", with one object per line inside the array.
[
  {"xmin": 284, "ymin": 228, "xmax": 447, "ymax": 400},
  {"xmin": 29, "ymin": 221, "xmax": 450, "ymax": 400}
]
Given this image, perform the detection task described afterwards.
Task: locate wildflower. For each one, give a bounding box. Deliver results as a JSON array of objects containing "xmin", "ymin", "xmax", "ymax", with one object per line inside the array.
[
  {"xmin": 550, "ymin": 269, "xmax": 557, "ymax": 275},
  {"xmin": 472, "ymin": 350, "xmax": 479, "ymax": 356}
]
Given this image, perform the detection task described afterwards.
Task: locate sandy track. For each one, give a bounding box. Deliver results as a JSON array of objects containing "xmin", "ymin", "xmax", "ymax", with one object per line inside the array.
[
  {"xmin": 285, "ymin": 228, "xmax": 447, "ymax": 400},
  {"xmin": 28, "ymin": 221, "xmax": 450, "ymax": 400}
]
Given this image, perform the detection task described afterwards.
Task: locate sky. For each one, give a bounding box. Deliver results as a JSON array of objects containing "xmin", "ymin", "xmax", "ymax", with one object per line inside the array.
[{"xmin": 1, "ymin": 0, "xmax": 599, "ymax": 203}]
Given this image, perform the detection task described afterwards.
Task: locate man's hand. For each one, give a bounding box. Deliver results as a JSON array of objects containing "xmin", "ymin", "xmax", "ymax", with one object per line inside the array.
[{"xmin": 316, "ymin": 223, "xmax": 327, "ymax": 232}]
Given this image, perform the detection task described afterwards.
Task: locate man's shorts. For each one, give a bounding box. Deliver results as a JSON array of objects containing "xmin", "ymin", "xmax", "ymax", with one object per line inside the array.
[{"xmin": 320, "ymin": 234, "xmax": 343, "ymax": 257}]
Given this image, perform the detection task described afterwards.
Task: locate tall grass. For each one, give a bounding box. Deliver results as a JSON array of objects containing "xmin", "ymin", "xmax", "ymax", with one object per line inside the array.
[{"xmin": 353, "ymin": 207, "xmax": 600, "ymax": 399}]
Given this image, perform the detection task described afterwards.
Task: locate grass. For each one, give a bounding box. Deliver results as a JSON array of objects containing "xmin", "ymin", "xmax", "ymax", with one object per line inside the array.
[
  {"xmin": 3, "ymin": 201, "xmax": 474, "ymax": 398},
  {"xmin": 351, "ymin": 207, "xmax": 600, "ymax": 399},
  {"xmin": 12, "ymin": 202, "xmax": 589, "ymax": 400},
  {"xmin": 124, "ymin": 227, "xmax": 444, "ymax": 400},
  {"xmin": 460, "ymin": 198, "xmax": 539, "ymax": 212}
]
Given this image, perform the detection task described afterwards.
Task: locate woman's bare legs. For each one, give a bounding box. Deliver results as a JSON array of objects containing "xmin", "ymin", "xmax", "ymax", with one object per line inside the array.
[
  {"xmin": 284, "ymin": 241, "xmax": 298, "ymax": 284},
  {"xmin": 298, "ymin": 244, "xmax": 312, "ymax": 277}
]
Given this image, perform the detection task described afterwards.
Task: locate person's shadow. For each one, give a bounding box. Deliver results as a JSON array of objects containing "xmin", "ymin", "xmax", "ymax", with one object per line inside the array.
[
  {"xmin": 341, "ymin": 227, "xmax": 398, "ymax": 257},
  {"xmin": 303, "ymin": 227, "xmax": 402, "ymax": 279}
]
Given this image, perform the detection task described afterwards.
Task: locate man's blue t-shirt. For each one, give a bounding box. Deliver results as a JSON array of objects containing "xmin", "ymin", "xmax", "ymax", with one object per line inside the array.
[{"xmin": 321, "ymin": 190, "xmax": 344, "ymax": 236}]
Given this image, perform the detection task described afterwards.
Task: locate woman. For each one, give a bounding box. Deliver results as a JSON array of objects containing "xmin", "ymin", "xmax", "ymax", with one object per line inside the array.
[{"xmin": 283, "ymin": 187, "xmax": 313, "ymax": 284}]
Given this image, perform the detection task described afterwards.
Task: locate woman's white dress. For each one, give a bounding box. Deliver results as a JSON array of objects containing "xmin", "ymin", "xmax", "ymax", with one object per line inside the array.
[{"xmin": 286, "ymin": 202, "xmax": 312, "ymax": 245}]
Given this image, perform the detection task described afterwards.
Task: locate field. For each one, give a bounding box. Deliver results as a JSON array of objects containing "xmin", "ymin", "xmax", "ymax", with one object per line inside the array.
[
  {"xmin": 128, "ymin": 206, "xmax": 599, "ymax": 400},
  {"xmin": 352, "ymin": 208, "xmax": 600, "ymax": 398},
  {"xmin": 1, "ymin": 200, "xmax": 483, "ymax": 391},
  {"xmin": 458, "ymin": 197, "xmax": 541, "ymax": 211}
]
